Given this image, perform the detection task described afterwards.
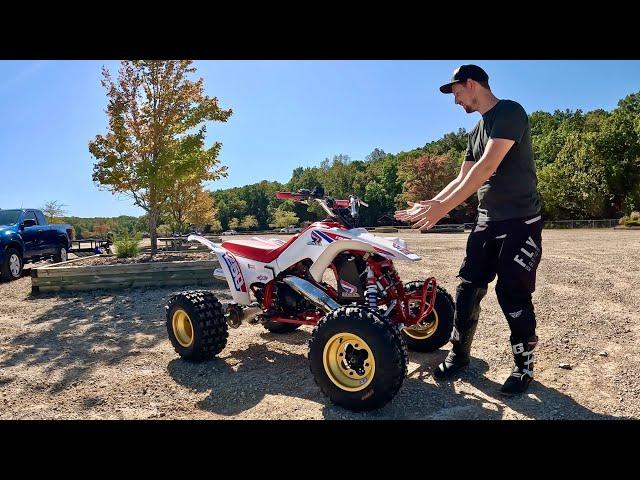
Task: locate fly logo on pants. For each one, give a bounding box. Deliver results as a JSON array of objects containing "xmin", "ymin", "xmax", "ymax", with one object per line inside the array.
[{"xmin": 514, "ymin": 236, "xmax": 540, "ymax": 271}]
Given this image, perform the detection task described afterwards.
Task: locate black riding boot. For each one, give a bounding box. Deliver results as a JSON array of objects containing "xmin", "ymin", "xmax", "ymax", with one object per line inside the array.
[
  {"xmin": 433, "ymin": 323, "xmax": 478, "ymax": 379},
  {"xmin": 501, "ymin": 335, "xmax": 538, "ymax": 395},
  {"xmin": 433, "ymin": 282, "xmax": 487, "ymax": 380}
]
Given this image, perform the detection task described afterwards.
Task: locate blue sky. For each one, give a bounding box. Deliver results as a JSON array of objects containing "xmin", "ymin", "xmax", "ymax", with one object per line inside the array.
[{"xmin": 1, "ymin": 60, "xmax": 638, "ymax": 218}]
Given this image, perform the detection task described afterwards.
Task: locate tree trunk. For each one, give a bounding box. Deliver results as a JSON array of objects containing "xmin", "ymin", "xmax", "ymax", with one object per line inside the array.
[{"xmin": 149, "ymin": 209, "xmax": 159, "ymax": 255}]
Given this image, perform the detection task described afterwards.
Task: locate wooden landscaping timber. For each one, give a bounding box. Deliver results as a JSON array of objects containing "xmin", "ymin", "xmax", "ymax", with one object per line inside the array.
[
  {"xmin": 31, "ymin": 257, "xmax": 225, "ymax": 294},
  {"xmin": 35, "ymin": 260, "xmax": 217, "ymax": 278}
]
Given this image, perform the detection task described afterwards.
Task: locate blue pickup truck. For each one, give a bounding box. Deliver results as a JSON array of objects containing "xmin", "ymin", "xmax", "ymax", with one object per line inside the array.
[{"xmin": 0, "ymin": 208, "xmax": 73, "ymax": 281}]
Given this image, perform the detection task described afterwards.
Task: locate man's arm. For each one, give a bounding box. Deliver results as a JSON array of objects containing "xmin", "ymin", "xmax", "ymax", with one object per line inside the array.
[
  {"xmin": 411, "ymin": 138, "xmax": 515, "ymax": 230},
  {"xmin": 433, "ymin": 160, "xmax": 475, "ymax": 201},
  {"xmin": 396, "ymin": 131, "xmax": 476, "ymax": 221},
  {"xmin": 441, "ymin": 138, "xmax": 514, "ymax": 209},
  {"xmin": 395, "ymin": 160, "xmax": 474, "ymax": 221}
]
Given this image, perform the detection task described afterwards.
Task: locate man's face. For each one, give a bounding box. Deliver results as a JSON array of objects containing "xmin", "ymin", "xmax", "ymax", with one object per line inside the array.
[{"xmin": 451, "ymin": 80, "xmax": 477, "ymax": 113}]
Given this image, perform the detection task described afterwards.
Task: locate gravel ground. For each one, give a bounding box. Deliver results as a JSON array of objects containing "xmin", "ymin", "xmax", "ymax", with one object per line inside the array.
[{"xmin": 0, "ymin": 229, "xmax": 638, "ymax": 419}]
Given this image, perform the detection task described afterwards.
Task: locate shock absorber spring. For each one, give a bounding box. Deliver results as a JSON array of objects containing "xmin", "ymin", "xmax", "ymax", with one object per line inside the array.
[{"xmin": 366, "ymin": 265, "xmax": 378, "ymax": 309}]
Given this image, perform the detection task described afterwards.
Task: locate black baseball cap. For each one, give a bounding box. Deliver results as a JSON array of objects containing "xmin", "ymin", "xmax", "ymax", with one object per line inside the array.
[{"xmin": 439, "ymin": 64, "xmax": 489, "ymax": 94}]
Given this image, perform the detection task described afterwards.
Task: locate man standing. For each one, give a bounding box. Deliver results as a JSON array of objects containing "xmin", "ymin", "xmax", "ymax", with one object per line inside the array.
[{"xmin": 395, "ymin": 64, "xmax": 543, "ymax": 394}]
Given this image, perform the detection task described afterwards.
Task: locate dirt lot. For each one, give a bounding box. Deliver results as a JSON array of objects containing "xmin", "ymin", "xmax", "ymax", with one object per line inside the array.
[{"xmin": 1, "ymin": 229, "xmax": 638, "ymax": 419}]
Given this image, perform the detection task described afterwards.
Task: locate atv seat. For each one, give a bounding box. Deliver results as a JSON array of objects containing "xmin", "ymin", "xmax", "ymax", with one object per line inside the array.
[{"xmin": 221, "ymin": 235, "xmax": 299, "ymax": 264}]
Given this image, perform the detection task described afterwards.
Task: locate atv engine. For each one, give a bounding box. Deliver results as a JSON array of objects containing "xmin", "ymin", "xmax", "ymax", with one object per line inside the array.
[{"xmin": 272, "ymin": 280, "xmax": 316, "ymax": 315}]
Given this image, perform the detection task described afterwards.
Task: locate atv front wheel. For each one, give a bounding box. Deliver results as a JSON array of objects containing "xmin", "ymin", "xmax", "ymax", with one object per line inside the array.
[
  {"xmin": 308, "ymin": 306, "xmax": 408, "ymax": 411},
  {"xmin": 165, "ymin": 290, "xmax": 228, "ymax": 362},
  {"xmin": 401, "ymin": 282, "xmax": 455, "ymax": 352}
]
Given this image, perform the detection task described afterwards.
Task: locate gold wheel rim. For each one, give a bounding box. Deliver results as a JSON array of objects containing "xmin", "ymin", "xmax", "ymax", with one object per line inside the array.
[
  {"xmin": 403, "ymin": 309, "xmax": 439, "ymax": 340},
  {"xmin": 172, "ymin": 309, "xmax": 194, "ymax": 347},
  {"xmin": 322, "ymin": 333, "xmax": 375, "ymax": 392}
]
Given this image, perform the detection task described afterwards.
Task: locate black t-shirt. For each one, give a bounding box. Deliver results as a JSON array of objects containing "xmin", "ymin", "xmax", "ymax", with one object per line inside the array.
[{"xmin": 465, "ymin": 99, "xmax": 541, "ymax": 221}]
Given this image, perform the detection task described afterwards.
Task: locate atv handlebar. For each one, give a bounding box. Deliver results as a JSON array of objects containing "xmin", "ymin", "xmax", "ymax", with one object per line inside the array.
[
  {"xmin": 275, "ymin": 191, "xmax": 367, "ymax": 208},
  {"xmin": 276, "ymin": 189, "xmax": 368, "ymax": 228},
  {"xmin": 275, "ymin": 191, "xmax": 309, "ymax": 202}
]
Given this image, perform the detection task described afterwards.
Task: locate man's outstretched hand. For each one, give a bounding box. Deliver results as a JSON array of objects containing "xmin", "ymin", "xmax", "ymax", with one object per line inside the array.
[
  {"xmin": 394, "ymin": 199, "xmax": 449, "ymax": 231},
  {"xmin": 394, "ymin": 201, "xmax": 427, "ymax": 222}
]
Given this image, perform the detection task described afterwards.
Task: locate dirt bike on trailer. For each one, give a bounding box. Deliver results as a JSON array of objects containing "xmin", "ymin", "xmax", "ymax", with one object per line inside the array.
[{"xmin": 164, "ymin": 186, "xmax": 455, "ymax": 411}]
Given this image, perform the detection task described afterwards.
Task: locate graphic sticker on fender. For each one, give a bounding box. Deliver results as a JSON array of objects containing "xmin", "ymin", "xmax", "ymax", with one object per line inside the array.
[
  {"xmin": 307, "ymin": 230, "xmax": 323, "ymax": 245},
  {"xmin": 308, "ymin": 230, "xmax": 349, "ymax": 245},
  {"xmin": 222, "ymin": 252, "xmax": 247, "ymax": 292},
  {"xmin": 340, "ymin": 279, "xmax": 359, "ymax": 297}
]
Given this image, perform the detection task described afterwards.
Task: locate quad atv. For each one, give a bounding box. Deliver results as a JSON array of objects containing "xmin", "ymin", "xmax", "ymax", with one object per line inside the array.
[{"xmin": 165, "ymin": 187, "xmax": 455, "ymax": 411}]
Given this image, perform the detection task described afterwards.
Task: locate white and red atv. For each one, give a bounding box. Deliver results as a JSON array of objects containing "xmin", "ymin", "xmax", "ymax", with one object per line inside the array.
[{"xmin": 165, "ymin": 187, "xmax": 455, "ymax": 411}]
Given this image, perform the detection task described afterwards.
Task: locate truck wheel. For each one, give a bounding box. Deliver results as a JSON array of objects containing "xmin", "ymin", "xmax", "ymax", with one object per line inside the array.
[
  {"xmin": 401, "ymin": 282, "xmax": 455, "ymax": 352},
  {"xmin": 1, "ymin": 248, "xmax": 23, "ymax": 281},
  {"xmin": 308, "ymin": 306, "xmax": 408, "ymax": 412},
  {"xmin": 165, "ymin": 290, "xmax": 229, "ymax": 362},
  {"xmin": 53, "ymin": 246, "xmax": 68, "ymax": 263}
]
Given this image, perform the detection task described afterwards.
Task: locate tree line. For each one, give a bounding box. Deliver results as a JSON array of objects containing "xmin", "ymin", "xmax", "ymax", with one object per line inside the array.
[
  {"xmin": 83, "ymin": 60, "xmax": 639, "ymax": 251},
  {"xmin": 212, "ymin": 91, "xmax": 640, "ymax": 230}
]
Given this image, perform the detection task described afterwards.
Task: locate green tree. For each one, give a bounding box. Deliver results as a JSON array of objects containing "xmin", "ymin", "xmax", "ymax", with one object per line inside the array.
[
  {"xmin": 89, "ymin": 60, "xmax": 232, "ymax": 253},
  {"xmin": 212, "ymin": 190, "xmax": 247, "ymax": 231},
  {"xmin": 187, "ymin": 188, "xmax": 216, "ymax": 232},
  {"xmin": 209, "ymin": 219, "xmax": 222, "ymax": 232},
  {"xmin": 165, "ymin": 177, "xmax": 216, "ymax": 234},
  {"xmin": 365, "ymin": 148, "xmax": 387, "ymax": 162},
  {"xmin": 273, "ymin": 209, "xmax": 299, "ymax": 228},
  {"xmin": 595, "ymin": 92, "xmax": 640, "ymax": 214},
  {"xmin": 538, "ymin": 132, "xmax": 609, "ymax": 219},
  {"xmin": 424, "ymin": 128, "xmax": 468, "ymax": 156},
  {"xmin": 286, "ymin": 167, "xmax": 323, "ymax": 222},
  {"xmin": 240, "ymin": 215, "xmax": 258, "ymax": 230},
  {"xmin": 398, "ymin": 153, "xmax": 458, "ymax": 204},
  {"xmin": 41, "ymin": 200, "xmax": 68, "ymax": 223}
]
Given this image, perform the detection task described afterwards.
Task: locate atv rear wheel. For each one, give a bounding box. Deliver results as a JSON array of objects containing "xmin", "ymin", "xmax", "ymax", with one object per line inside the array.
[
  {"xmin": 308, "ymin": 306, "xmax": 408, "ymax": 411},
  {"xmin": 166, "ymin": 290, "xmax": 228, "ymax": 362},
  {"xmin": 401, "ymin": 282, "xmax": 455, "ymax": 352}
]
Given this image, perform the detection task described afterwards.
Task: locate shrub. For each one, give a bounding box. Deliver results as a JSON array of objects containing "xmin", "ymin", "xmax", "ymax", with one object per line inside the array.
[{"xmin": 114, "ymin": 233, "xmax": 141, "ymax": 258}]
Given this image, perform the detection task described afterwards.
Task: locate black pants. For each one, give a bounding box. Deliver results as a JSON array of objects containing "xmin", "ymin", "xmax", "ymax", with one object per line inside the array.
[{"xmin": 455, "ymin": 213, "xmax": 543, "ymax": 344}]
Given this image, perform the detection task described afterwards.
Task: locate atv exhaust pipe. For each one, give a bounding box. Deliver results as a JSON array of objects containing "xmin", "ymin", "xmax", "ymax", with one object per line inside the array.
[{"xmin": 282, "ymin": 276, "xmax": 340, "ymax": 313}]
